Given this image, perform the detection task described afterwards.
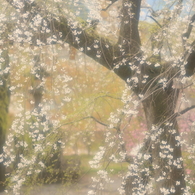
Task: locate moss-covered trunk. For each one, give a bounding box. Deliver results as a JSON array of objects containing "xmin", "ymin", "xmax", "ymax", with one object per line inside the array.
[{"xmin": 0, "ymin": 43, "xmax": 10, "ymax": 192}]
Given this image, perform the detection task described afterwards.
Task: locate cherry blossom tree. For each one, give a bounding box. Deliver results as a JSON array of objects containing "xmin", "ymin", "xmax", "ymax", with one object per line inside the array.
[{"xmin": 1, "ymin": 0, "xmax": 195, "ymax": 194}]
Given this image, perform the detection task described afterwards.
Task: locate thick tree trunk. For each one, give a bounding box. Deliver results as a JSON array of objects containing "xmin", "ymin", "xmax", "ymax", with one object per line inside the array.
[
  {"xmin": 143, "ymin": 88, "xmax": 186, "ymax": 194},
  {"xmin": 125, "ymin": 87, "xmax": 186, "ymax": 194}
]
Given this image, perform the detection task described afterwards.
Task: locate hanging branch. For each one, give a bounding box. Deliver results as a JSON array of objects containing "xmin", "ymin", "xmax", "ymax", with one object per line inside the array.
[
  {"xmin": 57, "ymin": 116, "xmax": 112, "ymax": 129},
  {"xmin": 5, "ymin": 0, "xmax": 136, "ymax": 81}
]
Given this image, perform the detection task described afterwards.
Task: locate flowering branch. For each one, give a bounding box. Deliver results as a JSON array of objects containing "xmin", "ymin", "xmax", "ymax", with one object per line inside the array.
[
  {"xmin": 5, "ymin": 0, "xmax": 137, "ymax": 81},
  {"xmin": 118, "ymin": 0, "xmax": 141, "ymax": 56}
]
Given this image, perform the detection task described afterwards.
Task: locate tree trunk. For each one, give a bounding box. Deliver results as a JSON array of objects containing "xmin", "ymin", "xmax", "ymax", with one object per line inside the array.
[
  {"xmin": 0, "ymin": 106, "xmax": 6, "ymax": 192},
  {"xmin": 125, "ymin": 87, "xmax": 186, "ymax": 194},
  {"xmin": 0, "ymin": 43, "xmax": 10, "ymax": 192}
]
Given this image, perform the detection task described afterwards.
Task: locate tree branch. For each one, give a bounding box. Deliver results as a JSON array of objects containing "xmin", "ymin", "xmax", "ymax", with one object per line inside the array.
[
  {"xmin": 182, "ymin": 14, "xmax": 195, "ymax": 76},
  {"xmin": 181, "ymin": 14, "xmax": 195, "ymax": 76},
  {"xmin": 182, "ymin": 14, "xmax": 195, "ymax": 42},
  {"xmin": 5, "ymin": 0, "xmax": 137, "ymax": 81},
  {"xmin": 118, "ymin": 0, "xmax": 141, "ymax": 56},
  {"xmin": 102, "ymin": 0, "xmax": 119, "ymax": 11},
  {"xmin": 147, "ymin": 16, "xmax": 162, "ymax": 28},
  {"xmin": 174, "ymin": 105, "xmax": 195, "ymax": 119},
  {"xmin": 57, "ymin": 116, "xmax": 112, "ymax": 129}
]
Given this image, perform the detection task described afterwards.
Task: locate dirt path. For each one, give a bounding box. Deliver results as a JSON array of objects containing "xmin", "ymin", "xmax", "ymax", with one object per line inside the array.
[{"xmin": 0, "ymin": 175, "xmax": 123, "ymax": 195}]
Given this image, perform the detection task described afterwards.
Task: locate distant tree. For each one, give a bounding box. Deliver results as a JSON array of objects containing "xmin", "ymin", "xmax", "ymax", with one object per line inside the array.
[
  {"xmin": 2, "ymin": 0, "xmax": 195, "ymax": 194},
  {"xmin": 0, "ymin": 22, "xmax": 10, "ymax": 192}
]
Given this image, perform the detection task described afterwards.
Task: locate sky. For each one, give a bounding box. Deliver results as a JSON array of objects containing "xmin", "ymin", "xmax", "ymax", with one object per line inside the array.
[
  {"xmin": 69, "ymin": 0, "xmax": 166, "ymax": 21},
  {"xmin": 141, "ymin": 0, "xmax": 167, "ymax": 20},
  {"xmin": 148, "ymin": 0, "xmax": 157, "ymax": 5},
  {"xmin": 146, "ymin": 0, "xmax": 165, "ymax": 10}
]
